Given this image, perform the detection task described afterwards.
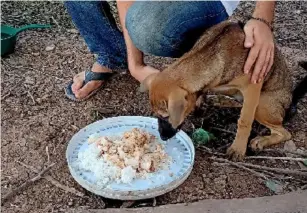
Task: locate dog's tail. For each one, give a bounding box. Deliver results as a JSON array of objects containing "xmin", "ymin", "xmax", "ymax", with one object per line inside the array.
[{"xmin": 284, "ymin": 61, "xmax": 307, "ymax": 122}]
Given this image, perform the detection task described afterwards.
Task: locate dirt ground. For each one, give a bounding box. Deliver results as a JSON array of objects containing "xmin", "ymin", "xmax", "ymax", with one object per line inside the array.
[{"xmin": 1, "ymin": 1, "xmax": 306, "ymax": 213}]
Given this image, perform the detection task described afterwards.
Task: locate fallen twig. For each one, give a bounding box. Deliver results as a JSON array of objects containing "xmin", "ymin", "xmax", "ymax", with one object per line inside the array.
[
  {"xmin": 245, "ymin": 156, "xmax": 307, "ymax": 162},
  {"xmin": 17, "ymin": 161, "xmax": 85, "ymax": 198},
  {"xmin": 2, "ymin": 163, "xmax": 55, "ymax": 203},
  {"xmin": 44, "ymin": 176, "xmax": 85, "ymax": 197},
  {"xmin": 197, "ymin": 146, "xmax": 225, "ymax": 157},
  {"xmin": 46, "ymin": 146, "xmax": 50, "ymax": 164},
  {"xmin": 212, "ymin": 161, "xmax": 268, "ymax": 180},
  {"xmin": 211, "ymin": 127, "xmax": 236, "ymax": 135},
  {"xmin": 212, "ymin": 157, "xmax": 307, "ymax": 178},
  {"xmin": 263, "ymin": 149, "xmax": 307, "ymax": 158},
  {"xmin": 27, "ymin": 90, "xmax": 36, "ymax": 104},
  {"xmin": 51, "ymin": 16, "xmax": 61, "ymax": 29},
  {"xmin": 259, "ymin": 170, "xmax": 283, "ymax": 178},
  {"xmin": 216, "ymin": 143, "xmax": 231, "ymax": 151}
]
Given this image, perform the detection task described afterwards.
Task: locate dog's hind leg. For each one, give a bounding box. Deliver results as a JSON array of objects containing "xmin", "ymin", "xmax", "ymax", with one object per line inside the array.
[{"xmin": 251, "ymin": 93, "xmax": 292, "ymax": 151}]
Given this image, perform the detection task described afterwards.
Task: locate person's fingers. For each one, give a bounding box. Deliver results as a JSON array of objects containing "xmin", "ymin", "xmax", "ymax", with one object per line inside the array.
[
  {"xmin": 258, "ymin": 47, "xmax": 271, "ymax": 82},
  {"xmin": 244, "ymin": 25, "xmax": 255, "ymax": 48},
  {"xmin": 265, "ymin": 47, "xmax": 275, "ymax": 77},
  {"xmin": 244, "ymin": 46, "xmax": 260, "ymax": 74},
  {"xmin": 251, "ymin": 47, "xmax": 267, "ymax": 84}
]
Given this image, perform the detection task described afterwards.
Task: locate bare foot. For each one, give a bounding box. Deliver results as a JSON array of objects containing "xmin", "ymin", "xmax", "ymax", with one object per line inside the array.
[{"xmin": 72, "ymin": 62, "xmax": 112, "ymax": 99}]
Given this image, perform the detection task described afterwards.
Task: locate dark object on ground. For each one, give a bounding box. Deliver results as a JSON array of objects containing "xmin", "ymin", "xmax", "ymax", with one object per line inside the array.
[
  {"xmin": 1, "ymin": 24, "xmax": 51, "ymax": 56},
  {"xmin": 284, "ymin": 61, "xmax": 307, "ymax": 122}
]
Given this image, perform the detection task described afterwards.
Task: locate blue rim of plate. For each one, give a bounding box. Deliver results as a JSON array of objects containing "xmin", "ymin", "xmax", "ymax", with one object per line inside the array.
[{"xmin": 66, "ymin": 116, "xmax": 195, "ymax": 200}]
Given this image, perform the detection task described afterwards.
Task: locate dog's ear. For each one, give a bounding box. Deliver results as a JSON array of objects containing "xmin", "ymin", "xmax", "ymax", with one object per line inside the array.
[
  {"xmin": 168, "ymin": 88, "xmax": 188, "ymax": 129},
  {"xmin": 139, "ymin": 73, "xmax": 158, "ymax": 93}
]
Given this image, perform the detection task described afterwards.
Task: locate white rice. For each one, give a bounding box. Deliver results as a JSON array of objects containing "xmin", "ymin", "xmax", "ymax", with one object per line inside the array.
[
  {"xmin": 121, "ymin": 166, "xmax": 137, "ymax": 184},
  {"xmin": 76, "ymin": 131, "xmax": 171, "ymax": 188},
  {"xmin": 77, "ymin": 143, "xmax": 121, "ymax": 188}
]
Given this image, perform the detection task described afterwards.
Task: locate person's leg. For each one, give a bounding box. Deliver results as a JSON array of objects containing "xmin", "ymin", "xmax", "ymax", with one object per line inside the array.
[
  {"xmin": 126, "ymin": 1, "xmax": 230, "ymax": 58},
  {"xmin": 64, "ymin": 1, "xmax": 127, "ymax": 99}
]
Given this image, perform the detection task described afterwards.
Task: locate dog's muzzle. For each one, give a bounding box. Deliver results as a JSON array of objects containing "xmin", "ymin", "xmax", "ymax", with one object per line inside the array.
[{"xmin": 157, "ymin": 117, "xmax": 183, "ymax": 141}]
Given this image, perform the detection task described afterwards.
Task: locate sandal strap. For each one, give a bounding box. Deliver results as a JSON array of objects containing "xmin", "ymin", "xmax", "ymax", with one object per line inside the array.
[{"xmin": 83, "ymin": 70, "xmax": 114, "ymax": 85}]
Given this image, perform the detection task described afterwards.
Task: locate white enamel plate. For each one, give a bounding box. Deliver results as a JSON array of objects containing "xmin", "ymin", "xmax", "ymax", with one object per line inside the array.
[{"xmin": 66, "ymin": 116, "xmax": 195, "ymax": 200}]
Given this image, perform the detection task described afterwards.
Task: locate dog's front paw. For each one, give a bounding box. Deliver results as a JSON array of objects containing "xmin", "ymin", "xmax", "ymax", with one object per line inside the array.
[
  {"xmin": 250, "ymin": 136, "xmax": 267, "ymax": 152},
  {"xmin": 226, "ymin": 144, "xmax": 246, "ymax": 161}
]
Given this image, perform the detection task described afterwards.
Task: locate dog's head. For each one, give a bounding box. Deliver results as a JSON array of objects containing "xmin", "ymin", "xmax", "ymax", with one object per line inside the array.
[{"xmin": 140, "ymin": 73, "xmax": 197, "ymax": 141}]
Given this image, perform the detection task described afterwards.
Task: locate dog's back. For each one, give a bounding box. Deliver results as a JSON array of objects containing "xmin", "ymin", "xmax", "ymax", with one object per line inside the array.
[{"xmin": 164, "ymin": 20, "xmax": 293, "ymax": 108}]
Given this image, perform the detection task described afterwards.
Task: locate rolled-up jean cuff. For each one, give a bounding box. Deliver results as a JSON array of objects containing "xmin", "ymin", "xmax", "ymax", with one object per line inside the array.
[{"xmin": 96, "ymin": 55, "xmax": 128, "ymax": 72}]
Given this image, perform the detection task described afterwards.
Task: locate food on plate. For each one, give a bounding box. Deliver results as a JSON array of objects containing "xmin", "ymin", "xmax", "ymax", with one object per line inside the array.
[{"xmin": 77, "ymin": 128, "xmax": 171, "ymax": 187}]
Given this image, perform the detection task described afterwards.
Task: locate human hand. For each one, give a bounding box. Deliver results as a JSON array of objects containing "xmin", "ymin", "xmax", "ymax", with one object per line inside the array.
[{"xmin": 243, "ymin": 19, "xmax": 274, "ymax": 84}]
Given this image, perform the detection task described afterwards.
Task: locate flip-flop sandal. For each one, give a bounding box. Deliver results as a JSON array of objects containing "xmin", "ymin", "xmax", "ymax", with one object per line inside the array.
[{"xmin": 64, "ymin": 70, "xmax": 114, "ymax": 102}]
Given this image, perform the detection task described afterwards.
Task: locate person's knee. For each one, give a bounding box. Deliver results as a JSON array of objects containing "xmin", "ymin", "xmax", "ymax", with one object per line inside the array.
[{"xmin": 125, "ymin": 5, "xmax": 178, "ymax": 57}]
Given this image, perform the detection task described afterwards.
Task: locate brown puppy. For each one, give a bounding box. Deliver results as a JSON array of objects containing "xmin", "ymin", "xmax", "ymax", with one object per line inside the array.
[{"xmin": 141, "ymin": 20, "xmax": 307, "ymax": 160}]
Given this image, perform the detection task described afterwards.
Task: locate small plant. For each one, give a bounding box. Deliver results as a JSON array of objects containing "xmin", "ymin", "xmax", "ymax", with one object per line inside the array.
[{"xmin": 191, "ymin": 128, "xmax": 216, "ymax": 146}]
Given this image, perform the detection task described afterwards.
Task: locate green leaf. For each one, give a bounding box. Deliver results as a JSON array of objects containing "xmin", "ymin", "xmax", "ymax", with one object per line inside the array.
[
  {"xmin": 265, "ymin": 179, "xmax": 283, "ymax": 194},
  {"xmin": 303, "ymin": 159, "xmax": 307, "ymax": 166}
]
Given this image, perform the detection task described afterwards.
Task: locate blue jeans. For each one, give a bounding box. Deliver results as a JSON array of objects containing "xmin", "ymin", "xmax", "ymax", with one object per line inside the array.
[{"xmin": 64, "ymin": 1, "xmax": 228, "ymax": 71}]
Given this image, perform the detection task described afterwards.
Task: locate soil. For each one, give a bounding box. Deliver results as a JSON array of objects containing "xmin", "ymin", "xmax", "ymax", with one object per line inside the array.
[{"xmin": 1, "ymin": 1, "xmax": 306, "ymax": 213}]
